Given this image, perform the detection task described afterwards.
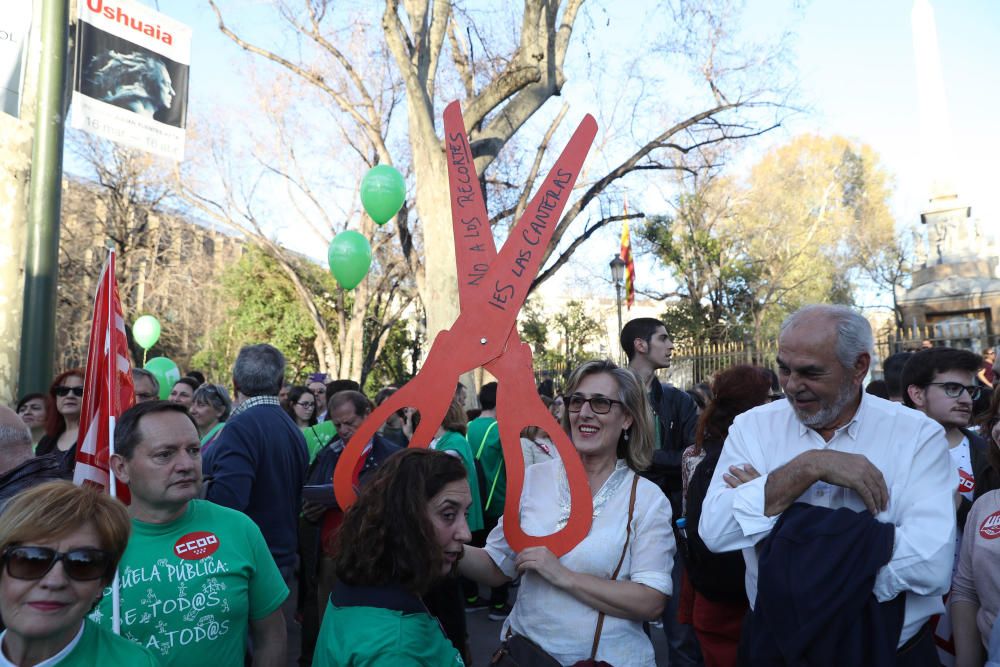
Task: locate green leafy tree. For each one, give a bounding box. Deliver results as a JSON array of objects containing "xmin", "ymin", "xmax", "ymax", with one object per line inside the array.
[
  {"xmin": 552, "ymin": 300, "xmax": 606, "ymax": 371},
  {"xmin": 193, "ymin": 247, "xmax": 339, "ymax": 382},
  {"xmin": 644, "ymin": 134, "xmax": 897, "ymax": 345}
]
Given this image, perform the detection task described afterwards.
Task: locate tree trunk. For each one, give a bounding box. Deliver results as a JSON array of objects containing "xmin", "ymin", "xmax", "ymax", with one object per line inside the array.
[{"xmin": 410, "ymin": 128, "xmax": 457, "ymax": 338}]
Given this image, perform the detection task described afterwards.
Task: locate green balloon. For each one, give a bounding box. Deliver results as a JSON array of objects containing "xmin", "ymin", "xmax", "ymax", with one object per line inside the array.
[
  {"xmin": 360, "ymin": 165, "xmax": 405, "ymax": 225},
  {"xmin": 144, "ymin": 357, "xmax": 180, "ymax": 400},
  {"xmin": 328, "ymin": 231, "xmax": 372, "ymax": 290},
  {"xmin": 133, "ymin": 315, "xmax": 161, "ymax": 350}
]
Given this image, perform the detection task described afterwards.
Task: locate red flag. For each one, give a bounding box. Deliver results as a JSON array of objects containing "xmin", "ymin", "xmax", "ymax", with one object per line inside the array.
[
  {"xmin": 74, "ymin": 248, "xmax": 134, "ymax": 502},
  {"xmin": 620, "ymin": 198, "xmax": 636, "ymax": 309}
]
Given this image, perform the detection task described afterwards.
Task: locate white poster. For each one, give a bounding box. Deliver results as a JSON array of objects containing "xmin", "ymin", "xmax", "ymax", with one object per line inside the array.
[
  {"xmin": 0, "ymin": 0, "xmax": 32, "ymax": 118},
  {"xmin": 71, "ymin": 0, "xmax": 191, "ymax": 160}
]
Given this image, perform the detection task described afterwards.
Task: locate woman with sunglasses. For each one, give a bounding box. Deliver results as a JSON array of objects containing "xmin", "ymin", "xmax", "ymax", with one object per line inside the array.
[
  {"xmin": 953, "ymin": 388, "xmax": 1000, "ymax": 667},
  {"xmin": 189, "ymin": 384, "xmax": 232, "ymax": 451},
  {"xmin": 34, "ymin": 370, "xmax": 84, "ymax": 458},
  {"xmin": 459, "ymin": 360, "xmax": 675, "ymax": 666},
  {"xmin": 0, "ymin": 480, "xmax": 156, "ymax": 665}
]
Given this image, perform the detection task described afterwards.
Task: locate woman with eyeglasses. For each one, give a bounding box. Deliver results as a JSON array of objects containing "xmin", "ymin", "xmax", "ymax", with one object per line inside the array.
[
  {"xmin": 953, "ymin": 388, "xmax": 1000, "ymax": 667},
  {"xmin": 285, "ymin": 386, "xmax": 318, "ymax": 429},
  {"xmin": 34, "ymin": 370, "xmax": 85, "ymax": 458},
  {"xmin": 15, "ymin": 394, "xmax": 47, "ymax": 448},
  {"xmin": 0, "ymin": 480, "xmax": 156, "ymax": 665},
  {"xmin": 189, "ymin": 384, "xmax": 232, "ymax": 451},
  {"xmin": 458, "ymin": 360, "xmax": 675, "ymax": 666},
  {"xmin": 285, "ymin": 386, "xmax": 336, "ymax": 462}
]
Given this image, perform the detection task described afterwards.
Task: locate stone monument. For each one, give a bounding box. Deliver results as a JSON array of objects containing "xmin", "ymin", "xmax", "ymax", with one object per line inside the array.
[{"xmin": 896, "ymin": 0, "xmax": 1000, "ymax": 349}]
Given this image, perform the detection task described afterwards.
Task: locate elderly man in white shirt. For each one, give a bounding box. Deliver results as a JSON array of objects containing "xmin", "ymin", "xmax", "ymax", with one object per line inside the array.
[{"xmin": 700, "ymin": 304, "xmax": 955, "ymax": 664}]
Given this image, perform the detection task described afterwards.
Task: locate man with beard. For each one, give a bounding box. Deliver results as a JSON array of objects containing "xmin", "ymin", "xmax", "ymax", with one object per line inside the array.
[{"xmin": 700, "ymin": 305, "xmax": 955, "ymax": 664}]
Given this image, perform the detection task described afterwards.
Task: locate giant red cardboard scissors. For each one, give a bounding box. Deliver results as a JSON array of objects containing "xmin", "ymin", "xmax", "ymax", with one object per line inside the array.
[{"xmin": 334, "ymin": 101, "xmax": 597, "ymax": 556}]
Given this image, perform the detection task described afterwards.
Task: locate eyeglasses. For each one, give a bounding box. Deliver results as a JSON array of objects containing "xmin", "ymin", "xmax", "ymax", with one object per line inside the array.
[
  {"xmin": 295, "ymin": 401, "xmax": 315, "ymax": 409},
  {"xmin": 565, "ymin": 394, "xmax": 624, "ymax": 415},
  {"xmin": 2, "ymin": 546, "xmax": 113, "ymax": 581},
  {"xmin": 926, "ymin": 382, "xmax": 982, "ymax": 401},
  {"xmin": 54, "ymin": 386, "xmax": 84, "ymax": 398}
]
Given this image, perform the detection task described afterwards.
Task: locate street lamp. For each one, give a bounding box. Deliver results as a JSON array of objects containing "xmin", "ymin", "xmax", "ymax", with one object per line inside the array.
[{"xmin": 609, "ymin": 255, "xmax": 626, "ymax": 362}]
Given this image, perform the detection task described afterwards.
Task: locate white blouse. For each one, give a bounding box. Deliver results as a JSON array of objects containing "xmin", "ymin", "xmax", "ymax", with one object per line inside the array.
[{"xmin": 485, "ymin": 459, "xmax": 675, "ymax": 666}]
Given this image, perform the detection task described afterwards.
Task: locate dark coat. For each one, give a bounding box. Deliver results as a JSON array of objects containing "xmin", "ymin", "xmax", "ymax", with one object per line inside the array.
[
  {"xmin": 748, "ymin": 503, "xmax": 904, "ymax": 667},
  {"xmin": 305, "ymin": 432, "xmax": 403, "ymax": 491},
  {"xmin": 642, "ymin": 380, "xmax": 698, "ymax": 513}
]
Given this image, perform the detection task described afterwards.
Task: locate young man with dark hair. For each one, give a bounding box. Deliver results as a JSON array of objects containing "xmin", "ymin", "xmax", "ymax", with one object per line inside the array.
[
  {"xmin": 620, "ymin": 317, "xmax": 701, "ymax": 667},
  {"xmin": 902, "ymin": 348, "xmax": 993, "ymax": 520}
]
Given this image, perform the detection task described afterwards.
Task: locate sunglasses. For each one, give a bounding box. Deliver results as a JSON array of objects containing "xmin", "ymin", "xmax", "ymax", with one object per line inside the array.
[
  {"xmin": 925, "ymin": 382, "xmax": 982, "ymax": 401},
  {"xmin": 2, "ymin": 546, "xmax": 112, "ymax": 581},
  {"xmin": 565, "ymin": 394, "xmax": 624, "ymax": 415},
  {"xmin": 54, "ymin": 386, "xmax": 84, "ymax": 398}
]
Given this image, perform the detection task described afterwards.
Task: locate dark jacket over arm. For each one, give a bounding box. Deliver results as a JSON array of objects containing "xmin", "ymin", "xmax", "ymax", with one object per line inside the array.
[{"xmin": 749, "ymin": 503, "xmax": 904, "ymax": 667}]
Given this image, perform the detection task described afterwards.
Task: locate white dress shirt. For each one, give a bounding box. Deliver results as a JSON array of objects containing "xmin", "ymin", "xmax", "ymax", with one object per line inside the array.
[
  {"xmin": 485, "ymin": 459, "xmax": 675, "ymax": 666},
  {"xmin": 699, "ymin": 391, "xmax": 955, "ymax": 646}
]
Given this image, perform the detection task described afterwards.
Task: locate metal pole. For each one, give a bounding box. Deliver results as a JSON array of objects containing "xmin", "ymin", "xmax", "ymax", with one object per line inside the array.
[
  {"xmin": 18, "ymin": 0, "xmax": 70, "ymax": 395},
  {"xmin": 614, "ymin": 280, "xmax": 624, "ymax": 364}
]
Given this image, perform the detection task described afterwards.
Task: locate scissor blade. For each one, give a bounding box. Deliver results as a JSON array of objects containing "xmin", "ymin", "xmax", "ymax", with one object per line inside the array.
[
  {"xmin": 444, "ymin": 101, "xmax": 498, "ymax": 313},
  {"xmin": 476, "ymin": 114, "xmax": 598, "ymax": 326}
]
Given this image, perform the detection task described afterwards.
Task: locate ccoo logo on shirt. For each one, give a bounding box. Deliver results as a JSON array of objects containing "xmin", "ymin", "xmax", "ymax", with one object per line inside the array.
[
  {"xmin": 979, "ymin": 511, "xmax": 1000, "ymax": 540},
  {"xmin": 174, "ymin": 531, "xmax": 221, "ymax": 560}
]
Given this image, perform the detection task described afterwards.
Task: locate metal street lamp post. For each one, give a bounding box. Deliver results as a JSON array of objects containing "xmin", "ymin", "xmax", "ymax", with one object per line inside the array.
[{"xmin": 609, "ymin": 255, "xmax": 626, "ymax": 362}]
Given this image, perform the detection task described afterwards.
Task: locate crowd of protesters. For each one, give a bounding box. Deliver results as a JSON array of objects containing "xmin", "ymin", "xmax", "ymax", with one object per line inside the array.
[{"xmin": 2, "ymin": 305, "xmax": 1000, "ymax": 666}]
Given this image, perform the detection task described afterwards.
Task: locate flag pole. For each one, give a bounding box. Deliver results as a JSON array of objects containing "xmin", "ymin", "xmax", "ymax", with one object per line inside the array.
[{"xmin": 107, "ymin": 247, "xmax": 121, "ymax": 635}]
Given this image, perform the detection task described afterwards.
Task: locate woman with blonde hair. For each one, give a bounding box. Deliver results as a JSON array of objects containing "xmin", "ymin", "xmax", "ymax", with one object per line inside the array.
[
  {"xmin": 459, "ymin": 359, "xmax": 675, "ymax": 666},
  {"xmin": 0, "ymin": 481, "xmax": 156, "ymax": 665}
]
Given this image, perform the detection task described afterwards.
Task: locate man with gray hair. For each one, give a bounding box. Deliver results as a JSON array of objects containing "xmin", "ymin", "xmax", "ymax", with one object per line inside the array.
[
  {"xmin": 0, "ymin": 406, "xmax": 67, "ymax": 511},
  {"xmin": 203, "ymin": 343, "xmax": 308, "ymax": 664},
  {"xmin": 700, "ymin": 304, "xmax": 955, "ymax": 664},
  {"xmin": 132, "ymin": 368, "xmax": 160, "ymax": 403}
]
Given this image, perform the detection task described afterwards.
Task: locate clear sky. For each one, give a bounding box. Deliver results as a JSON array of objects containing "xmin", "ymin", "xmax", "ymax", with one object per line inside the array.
[{"xmin": 72, "ymin": 0, "xmax": 1000, "ymax": 303}]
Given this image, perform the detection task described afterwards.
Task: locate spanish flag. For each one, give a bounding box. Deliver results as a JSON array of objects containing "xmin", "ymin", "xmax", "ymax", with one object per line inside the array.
[{"xmin": 620, "ymin": 198, "xmax": 635, "ymax": 309}]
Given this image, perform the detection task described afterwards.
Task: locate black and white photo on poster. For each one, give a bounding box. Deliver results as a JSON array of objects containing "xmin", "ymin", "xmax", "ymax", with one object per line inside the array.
[
  {"xmin": 71, "ymin": 0, "xmax": 191, "ymax": 160},
  {"xmin": 75, "ymin": 21, "xmax": 189, "ymax": 129}
]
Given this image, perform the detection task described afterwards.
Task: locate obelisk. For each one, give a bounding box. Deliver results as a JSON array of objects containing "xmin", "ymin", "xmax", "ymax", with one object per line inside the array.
[{"xmin": 910, "ymin": 0, "xmax": 971, "ymax": 264}]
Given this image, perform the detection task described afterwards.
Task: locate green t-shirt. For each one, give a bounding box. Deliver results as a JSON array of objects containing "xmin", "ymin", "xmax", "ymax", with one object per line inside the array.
[
  {"xmin": 467, "ymin": 416, "xmax": 505, "ymax": 519},
  {"xmin": 38, "ymin": 619, "xmax": 158, "ymax": 666},
  {"xmin": 313, "ymin": 601, "xmax": 464, "ymax": 666},
  {"xmin": 303, "ymin": 421, "xmax": 338, "ymax": 462},
  {"xmin": 91, "ymin": 500, "xmax": 288, "ymax": 665},
  {"xmin": 433, "ymin": 430, "xmax": 484, "ymax": 532}
]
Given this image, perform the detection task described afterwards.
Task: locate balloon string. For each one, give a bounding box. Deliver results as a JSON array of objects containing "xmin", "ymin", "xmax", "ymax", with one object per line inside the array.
[{"xmin": 143, "ymin": 349, "xmax": 148, "ymax": 366}]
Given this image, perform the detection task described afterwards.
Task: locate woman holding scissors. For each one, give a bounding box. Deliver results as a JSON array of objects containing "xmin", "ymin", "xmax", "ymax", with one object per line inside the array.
[{"xmin": 459, "ymin": 360, "xmax": 676, "ymax": 666}]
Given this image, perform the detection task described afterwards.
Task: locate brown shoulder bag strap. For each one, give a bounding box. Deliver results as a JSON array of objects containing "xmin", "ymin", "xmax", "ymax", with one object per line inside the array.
[{"xmin": 588, "ymin": 473, "xmax": 640, "ymax": 660}]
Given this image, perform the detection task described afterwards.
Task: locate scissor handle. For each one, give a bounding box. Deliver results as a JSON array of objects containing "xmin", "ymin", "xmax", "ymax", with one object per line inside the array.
[
  {"xmin": 488, "ymin": 341, "xmax": 593, "ymax": 557},
  {"xmin": 332, "ymin": 330, "xmax": 465, "ymax": 509}
]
